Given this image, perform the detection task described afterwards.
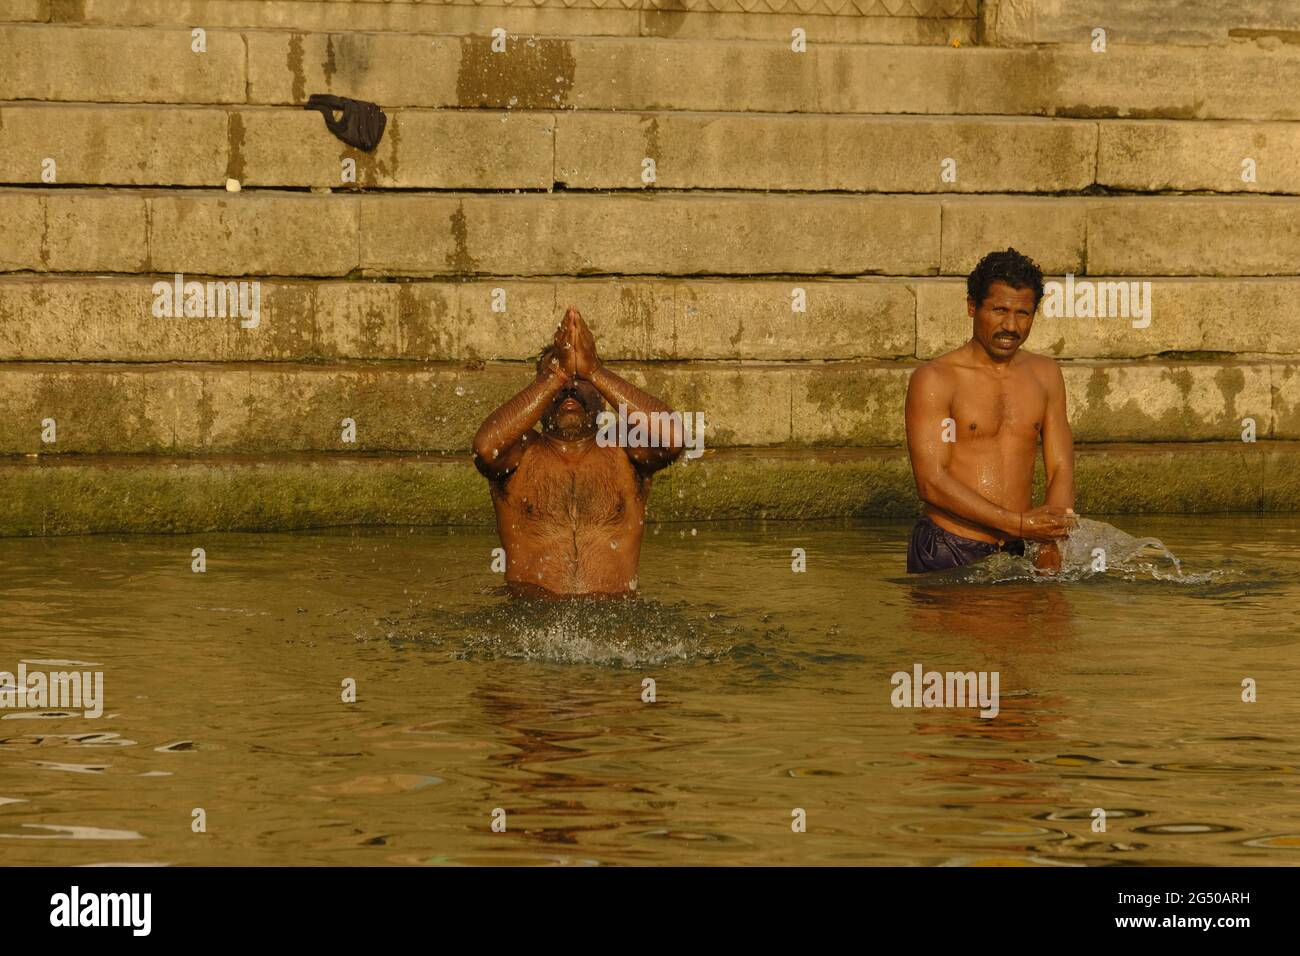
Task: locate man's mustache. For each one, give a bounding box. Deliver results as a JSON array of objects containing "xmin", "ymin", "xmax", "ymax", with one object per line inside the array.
[{"xmin": 553, "ymin": 388, "xmax": 595, "ymax": 412}]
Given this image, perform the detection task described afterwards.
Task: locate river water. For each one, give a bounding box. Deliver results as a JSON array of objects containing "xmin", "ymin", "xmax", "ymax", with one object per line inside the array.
[{"xmin": 1, "ymin": 516, "xmax": 1297, "ymax": 865}]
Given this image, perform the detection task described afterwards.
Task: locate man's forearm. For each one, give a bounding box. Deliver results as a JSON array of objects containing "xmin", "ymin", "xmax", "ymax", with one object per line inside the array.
[
  {"xmin": 918, "ymin": 469, "xmax": 1021, "ymax": 538},
  {"xmin": 587, "ymin": 364, "xmax": 685, "ymax": 466},
  {"xmin": 588, "ymin": 365, "xmax": 676, "ymax": 421},
  {"xmin": 473, "ymin": 369, "xmax": 566, "ymax": 463},
  {"xmin": 1044, "ymin": 468, "xmax": 1075, "ymax": 510}
]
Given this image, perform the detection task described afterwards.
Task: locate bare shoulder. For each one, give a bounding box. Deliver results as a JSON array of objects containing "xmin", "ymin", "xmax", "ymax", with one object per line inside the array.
[
  {"xmin": 909, "ymin": 350, "xmax": 962, "ymax": 392},
  {"xmin": 1018, "ymin": 350, "xmax": 1066, "ymax": 387},
  {"xmin": 487, "ymin": 429, "xmax": 542, "ymax": 490}
]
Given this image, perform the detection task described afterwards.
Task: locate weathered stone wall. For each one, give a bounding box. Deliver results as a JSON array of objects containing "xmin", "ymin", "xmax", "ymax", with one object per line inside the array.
[
  {"xmin": 7, "ymin": 0, "xmax": 979, "ymax": 43},
  {"xmin": 0, "ymin": 0, "xmax": 1294, "ymax": 532},
  {"xmin": 981, "ymin": 0, "xmax": 1300, "ymax": 47}
]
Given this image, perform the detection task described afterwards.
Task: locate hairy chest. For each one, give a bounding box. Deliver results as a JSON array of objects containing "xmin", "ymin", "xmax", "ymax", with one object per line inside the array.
[
  {"xmin": 501, "ymin": 444, "xmax": 644, "ymax": 526},
  {"xmin": 949, "ymin": 371, "xmax": 1048, "ymax": 442}
]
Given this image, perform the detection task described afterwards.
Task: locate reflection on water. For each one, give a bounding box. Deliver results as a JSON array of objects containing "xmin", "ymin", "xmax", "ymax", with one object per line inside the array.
[{"xmin": 0, "ymin": 516, "xmax": 1298, "ymax": 866}]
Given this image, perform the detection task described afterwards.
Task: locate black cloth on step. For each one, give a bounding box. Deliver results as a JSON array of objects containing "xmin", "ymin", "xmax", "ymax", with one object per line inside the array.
[{"xmin": 304, "ymin": 94, "xmax": 388, "ymax": 152}]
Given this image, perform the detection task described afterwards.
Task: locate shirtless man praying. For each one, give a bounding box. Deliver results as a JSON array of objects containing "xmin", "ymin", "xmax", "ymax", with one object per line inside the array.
[
  {"xmin": 904, "ymin": 248, "xmax": 1077, "ymax": 573},
  {"xmin": 472, "ymin": 306, "xmax": 684, "ymax": 596}
]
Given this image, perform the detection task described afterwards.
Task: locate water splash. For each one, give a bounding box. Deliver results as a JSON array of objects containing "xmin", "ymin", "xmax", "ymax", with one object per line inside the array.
[
  {"xmin": 1058, "ymin": 517, "xmax": 1182, "ymax": 577},
  {"xmin": 944, "ymin": 518, "xmax": 1223, "ymax": 585},
  {"xmin": 431, "ymin": 595, "xmax": 735, "ymax": 667}
]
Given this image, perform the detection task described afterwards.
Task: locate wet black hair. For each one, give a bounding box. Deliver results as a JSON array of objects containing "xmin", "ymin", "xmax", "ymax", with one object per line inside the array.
[{"xmin": 966, "ymin": 248, "xmax": 1044, "ymax": 308}]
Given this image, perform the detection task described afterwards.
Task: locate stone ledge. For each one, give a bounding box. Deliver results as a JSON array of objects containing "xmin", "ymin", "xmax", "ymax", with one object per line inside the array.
[
  {"xmin": 8, "ymin": 25, "xmax": 1300, "ymax": 121},
  {"xmin": 8, "ymin": 275, "xmax": 1300, "ymax": 363},
  {"xmin": 0, "ymin": 358, "xmax": 1283, "ymax": 454},
  {"xmin": 11, "ymin": 0, "xmax": 978, "ymax": 45},
  {"xmin": 981, "ymin": 0, "xmax": 1300, "ymax": 48},
  {"xmin": 10, "ymin": 191, "xmax": 1300, "ymax": 279},
  {"xmin": 0, "ymin": 441, "xmax": 1290, "ymax": 535}
]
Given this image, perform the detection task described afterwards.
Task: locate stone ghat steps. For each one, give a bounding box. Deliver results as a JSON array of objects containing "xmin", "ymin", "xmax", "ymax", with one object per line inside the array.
[
  {"xmin": 8, "ymin": 189, "xmax": 1300, "ymax": 279},
  {"xmin": 983, "ymin": 0, "xmax": 1300, "ymax": 48},
  {"xmin": 0, "ymin": 442, "xmax": 1291, "ymax": 536},
  {"xmin": 4, "ymin": 24, "xmax": 1299, "ymax": 119},
  {"xmin": 3, "ymin": 275, "xmax": 1299, "ymax": 363},
  {"xmin": 8, "ymin": 104, "xmax": 1300, "ymax": 195},
  {"xmin": 0, "ymin": 358, "xmax": 1284, "ymax": 454},
  {"xmin": 1, "ymin": 0, "xmax": 978, "ymax": 45}
]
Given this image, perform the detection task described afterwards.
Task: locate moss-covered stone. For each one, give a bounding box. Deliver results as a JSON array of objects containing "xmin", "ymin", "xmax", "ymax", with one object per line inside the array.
[{"xmin": 0, "ymin": 442, "xmax": 1289, "ymax": 536}]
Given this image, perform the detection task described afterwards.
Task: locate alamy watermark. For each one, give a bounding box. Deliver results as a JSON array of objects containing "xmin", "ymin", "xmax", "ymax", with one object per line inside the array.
[
  {"xmin": 1041, "ymin": 274, "xmax": 1151, "ymax": 329},
  {"xmin": 50, "ymin": 886, "xmax": 150, "ymax": 936},
  {"xmin": 891, "ymin": 663, "xmax": 999, "ymax": 719},
  {"xmin": 595, "ymin": 403, "xmax": 705, "ymax": 460},
  {"xmin": 0, "ymin": 661, "xmax": 104, "ymax": 718},
  {"xmin": 151, "ymin": 273, "xmax": 261, "ymax": 328}
]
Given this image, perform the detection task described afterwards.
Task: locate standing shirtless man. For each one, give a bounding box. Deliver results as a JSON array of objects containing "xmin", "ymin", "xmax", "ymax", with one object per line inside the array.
[
  {"xmin": 472, "ymin": 306, "xmax": 684, "ymax": 596},
  {"xmin": 905, "ymin": 248, "xmax": 1076, "ymax": 573}
]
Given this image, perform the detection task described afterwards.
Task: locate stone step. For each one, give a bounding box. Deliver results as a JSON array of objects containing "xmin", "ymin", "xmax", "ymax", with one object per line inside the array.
[
  {"xmin": 0, "ymin": 103, "xmax": 556, "ymax": 190},
  {"xmin": 5, "ymin": 23, "xmax": 1300, "ymax": 119},
  {"xmin": 982, "ymin": 0, "xmax": 1300, "ymax": 48},
  {"xmin": 1097, "ymin": 120, "xmax": 1300, "ymax": 194},
  {"xmin": 6, "ymin": 190, "xmax": 1300, "ymax": 279},
  {"xmin": 3, "ymin": 0, "xmax": 978, "ymax": 45},
  {"xmin": 11, "ymin": 104, "xmax": 1299, "ymax": 194},
  {"xmin": 0, "ymin": 441, "xmax": 1290, "ymax": 535},
  {"xmin": 4, "ymin": 275, "xmax": 1299, "ymax": 363},
  {"xmin": 0, "ymin": 358, "xmax": 1283, "ymax": 455},
  {"xmin": 0, "ymin": 105, "xmax": 1085, "ymax": 193}
]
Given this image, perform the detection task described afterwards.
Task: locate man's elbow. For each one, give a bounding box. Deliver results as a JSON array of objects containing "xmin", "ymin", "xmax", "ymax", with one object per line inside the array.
[
  {"xmin": 471, "ymin": 445, "xmax": 495, "ymax": 477},
  {"xmin": 656, "ymin": 414, "xmax": 691, "ymax": 462},
  {"xmin": 634, "ymin": 445, "xmax": 683, "ymax": 473},
  {"xmin": 471, "ymin": 422, "xmax": 502, "ymax": 463},
  {"xmin": 471, "ymin": 433, "xmax": 509, "ymax": 479},
  {"xmin": 914, "ymin": 471, "xmax": 944, "ymax": 507}
]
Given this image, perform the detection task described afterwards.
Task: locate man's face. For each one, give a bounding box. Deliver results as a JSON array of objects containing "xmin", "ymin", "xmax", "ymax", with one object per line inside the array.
[
  {"xmin": 968, "ymin": 280, "xmax": 1038, "ymax": 362},
  {"xmin": 541, "ymin": 378, "xmax": 603, "ymax": 439}
]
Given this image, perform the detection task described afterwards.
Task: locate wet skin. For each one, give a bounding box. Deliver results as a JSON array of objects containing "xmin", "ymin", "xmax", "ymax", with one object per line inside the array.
[
  {"xmin": 472, "ymin": 307, "xmax": 684, "ymax": 596},
  {"xmin": 905, "ymin": 280, "xmax": 1076, "ymax": 569}
]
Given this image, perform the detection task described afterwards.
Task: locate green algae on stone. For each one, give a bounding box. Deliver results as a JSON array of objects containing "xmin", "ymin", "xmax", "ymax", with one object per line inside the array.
[{"xmin": 0, "ymin": 443, "xmax": 1285, "ymax": 536}]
